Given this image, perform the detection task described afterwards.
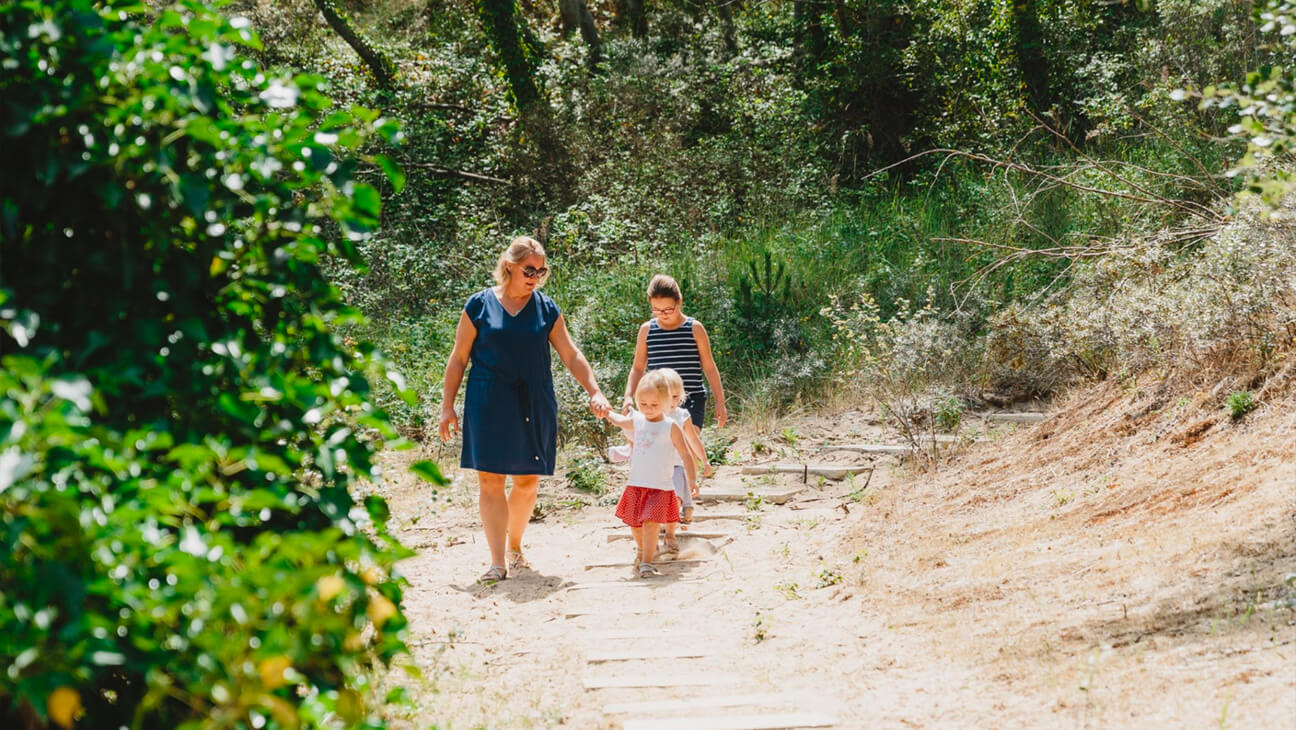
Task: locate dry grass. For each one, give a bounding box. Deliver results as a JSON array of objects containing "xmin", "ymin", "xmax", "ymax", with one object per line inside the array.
[{"xmin": 848, "ymin": 355, "xmax": 1296, "ymax": 726}]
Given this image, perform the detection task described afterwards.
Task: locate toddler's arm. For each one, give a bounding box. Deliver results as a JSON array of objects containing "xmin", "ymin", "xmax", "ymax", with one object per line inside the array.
[
  {"xmin": 670, "ymin": 424, "xmax": 698, "ymax": 495},
  {"xmin": 604, "ymin": 409, "xmax": 635, "ymax": 432},
  {"xmin": 684, "ymin": 422, "xmax": 711, "ymax": 477}
]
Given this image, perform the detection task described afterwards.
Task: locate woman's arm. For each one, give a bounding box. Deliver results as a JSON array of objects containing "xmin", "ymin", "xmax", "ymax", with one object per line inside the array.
[
  {"xmin": 670, "ymin": 424, "xmax": 698, "ymax": 493},
  {"xmin": 692, "ymin": 321, "xmax": 727, "ymax": 427},
  {"xmin": 438, "ymin": 311, "xmax": 477, "ymax": 441},
  {"xmin": 622, "ymin": 323, "xmax": 649, "ymax": 414},
  {"xmin": 549, "ymin": 314, "xmax": 611, "ymax": 417}
]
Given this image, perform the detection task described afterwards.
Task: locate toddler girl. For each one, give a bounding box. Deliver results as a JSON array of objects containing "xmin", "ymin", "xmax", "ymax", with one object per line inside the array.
[
  {"xmin": 658, "ymin": 368, "xmax": 710, "ymax": 554},
  {"xmin": 604, "ymin": 370, "xmax": 698, "ymax": 577}
]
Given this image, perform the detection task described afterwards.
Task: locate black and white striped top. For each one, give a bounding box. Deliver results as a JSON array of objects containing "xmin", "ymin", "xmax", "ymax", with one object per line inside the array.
[{"xmin": 646, "ymin": 317, "xmax": 705, "ymax": 395}]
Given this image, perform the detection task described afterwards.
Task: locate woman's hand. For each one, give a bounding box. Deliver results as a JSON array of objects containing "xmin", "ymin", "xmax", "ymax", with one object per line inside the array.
[
  {"xmin": 621, "ymin": 395, "xmax": 634, "ymax": 415},
  {"xmin": 713, "ymin": 401, "xmax": 728, "ymax": 428},
  {"xmin": 438, "ymin": 405, "xmax": 459, "ymax": 442},
  {"xmin": 589, "ymin": 391, "xmax": 611, "ymax": 418}
]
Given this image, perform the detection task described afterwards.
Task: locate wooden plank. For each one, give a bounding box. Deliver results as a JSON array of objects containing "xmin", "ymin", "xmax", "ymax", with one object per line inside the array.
[
  {"xmin": 689, "ymin": 512, "xmax": 746, "ymax": 521},
  {"xmin": 607, "ymin": 531, "xmax": 728, "ymax": 542},
  {"xmin": 697, "ymin": 484, "xmax": 802, "ymax": 504},
  {"xmin": 621, "ymin": 712, "xmax": 836, "ymax": 730},
  {"xmin": 585, "ymin": 646, "xmax": 721, "ymax": 662},
  {"xmin": 583, "ymin": 558, "xmax": 708, "ymax": 570},
  {"xmin": 566, "ymin": 578, "xmax": 704, "ymax": 590},
  {"xmin": 602, "ymin": 693, "xmax": 806, "ymax": 715},
  {"xmin": 738, "ymin": 464, "xmax": 869, "ymax": 480},
  {"xmin": 982, "ymin": 411, "xmax": 1047, "ymax": 423},
  {"xmin": 816, "ymin": 443, "xmax": 911, "ymax": 455},
  {"xmin": 582, "ymin": 672, "xmax": 741, "ymax": 689},
  {"xmin": 580, "ymin": 630, "xmax": 711, "ymax": 642},
  {"xmin": 564, "ymin": 606, "xmax": 662, "ymax": 618}
]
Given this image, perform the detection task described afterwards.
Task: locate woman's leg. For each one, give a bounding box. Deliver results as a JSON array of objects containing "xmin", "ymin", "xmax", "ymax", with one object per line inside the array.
[
  {"xmin": 506, "ymin": 474, "xmax": 539, "ymax": 553},
  {"xmin": 478, "ymin": 471, "xmax": 509, "ymax": 569}
]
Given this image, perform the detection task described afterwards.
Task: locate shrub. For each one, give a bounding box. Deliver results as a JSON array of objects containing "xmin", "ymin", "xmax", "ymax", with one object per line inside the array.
[
  {"xmin": 1226, "ymin": 390, "xmax": 1257, "ymax": 420},
  {"xmin": 0, "ymin": 2, "xmax": 437, "ymax": 727}
]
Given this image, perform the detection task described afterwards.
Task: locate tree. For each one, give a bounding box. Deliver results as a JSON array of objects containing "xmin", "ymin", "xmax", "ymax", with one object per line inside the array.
[
  {"xmin": 0, "ymin": 1, "xmax": 438, "ymax": 726},
  {"xmin": 559, "ymin": 0, "xmax": 602, "ymax": 68},
  {"xmin": 313, "ymin": 0, "xmax": 397, "ymax": 85},
  {"xmin": 477, "ymin": 0, "xmax": 544, "ymax": 111}
]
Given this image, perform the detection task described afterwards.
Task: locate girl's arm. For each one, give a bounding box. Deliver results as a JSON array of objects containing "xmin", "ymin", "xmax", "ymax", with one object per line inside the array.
[
  {"xmin": 604, "ymin": 409, "xmax": 635, "ymax": 432},
  {"xmin": 438, "ymin": 311, "xmax": 477, "ymax": 441},
  {"xmin": 549, "ymin": 314, "xmax": 611, "ymax": 417},
  {"xmin": 692, "ymin": 321, "xmax": 727, "ymax": 427},
  {"xmin": 622, "ymin": 323, "xmax": 649, "ymax": 414},
  {"xmin": 684, "ymin": 422, "xmax": 711, "ymax": 477},
  {"xmin": 670, "ymin": 424, "xmax": 698, "ymax": 495}
]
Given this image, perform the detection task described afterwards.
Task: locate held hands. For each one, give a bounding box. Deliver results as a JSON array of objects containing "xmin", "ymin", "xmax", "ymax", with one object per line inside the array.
[
  {"xmin": 438, "ymin": 405, "xmax": 458, "ymax": 442},
  {"xmin": 589, "ymin": 392, "xmax": 611, "ymax": 419},
  {"xmin": 621, "ymin": 395, "xmax": 634, "ymax": 415}
]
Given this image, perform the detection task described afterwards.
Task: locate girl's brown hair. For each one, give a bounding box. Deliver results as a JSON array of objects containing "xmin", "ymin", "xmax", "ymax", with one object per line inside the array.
[{"xmin": 647, "ymin": 273, "xmax": 681, "ymax": 302}]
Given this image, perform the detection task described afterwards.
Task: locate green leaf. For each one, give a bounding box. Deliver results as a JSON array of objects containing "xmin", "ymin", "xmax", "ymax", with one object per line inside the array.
[
  {"xmin": 373, "ymin": 155, "xmax": 405, "ymax": 194},
  {"xmin": 409, "ymin": 460, "xmax": 448, "ymax": 485}
]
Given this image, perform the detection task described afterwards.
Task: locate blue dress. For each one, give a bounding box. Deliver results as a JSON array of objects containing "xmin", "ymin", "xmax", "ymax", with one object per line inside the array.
[{"xmin": 460, "ymin": 289, "xmax": 561, "ymax": 475}]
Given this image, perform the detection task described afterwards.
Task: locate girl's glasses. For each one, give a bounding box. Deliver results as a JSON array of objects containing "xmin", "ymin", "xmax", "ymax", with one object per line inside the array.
[
  {"xmin": 519, "ymin": 265, "xmax": 549, "ymax": 279},
  {"xmin": 651, "ymin": 305, "xmax": 677, "ymax": 315}
]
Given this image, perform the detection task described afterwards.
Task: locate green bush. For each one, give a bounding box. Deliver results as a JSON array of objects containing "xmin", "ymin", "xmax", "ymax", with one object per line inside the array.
[
  {"xmin": 1226, "ymin": 390, "xmax": 1257, "ymax": 420},
  {"xmin": 0, "ymin": 2, "xmax": 438, "ymax": 727}
]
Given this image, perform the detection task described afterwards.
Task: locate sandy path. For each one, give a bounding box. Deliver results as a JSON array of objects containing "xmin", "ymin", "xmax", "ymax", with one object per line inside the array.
[{"xmin": 378, "ymin": 397, "xmax": 1296, "ymax": 729}]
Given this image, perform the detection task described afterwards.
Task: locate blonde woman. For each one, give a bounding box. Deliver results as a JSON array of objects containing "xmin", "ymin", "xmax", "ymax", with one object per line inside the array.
[{"xmin": 439, "ymin": 236, "xmax": 611, "ymax": 584}]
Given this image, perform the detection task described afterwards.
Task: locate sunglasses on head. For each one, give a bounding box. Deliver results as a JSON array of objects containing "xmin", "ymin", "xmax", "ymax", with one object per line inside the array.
[{"xmin": 519, "ymin": 265, "xmax": 549, "ymax": 279}]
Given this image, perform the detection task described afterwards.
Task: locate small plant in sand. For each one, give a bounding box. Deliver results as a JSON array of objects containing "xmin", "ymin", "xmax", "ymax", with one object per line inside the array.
[
  {"xmin": 1226, "ymin": 390, "xmax": 1256, "ymax": 420},
  {"xmin": 779, "ymin": 426, "xmax": 800, "ymax": 444},
  {"xmin": 816, "ymin": 565, "xmax": 843, "ymax": 588},
  {"xmin": 775, "ymin": 580, "xmax": 802, "ymax": 600},
  {"xmin": 706, "ymin": 436, "xmax": 736, "ymax": 465},
  {"xmin": 564, "ymin": 447, "xmax": 607, "ymax": 495},
  {"xmin": 751, "ymin": 611, "xmax": 769, "ymax": 642}
]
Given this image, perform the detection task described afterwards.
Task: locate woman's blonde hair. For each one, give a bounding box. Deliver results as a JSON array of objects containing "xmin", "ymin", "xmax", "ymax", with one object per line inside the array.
[
  {"xmin": 657, "ymin": 367, "xmax": 685, "ymax": 395},
  {"xmin": 635, "ymin": 370, "xmax": 671, "ymax": 406},
  {"xmin": 493, "ymin": 236, "xmax": 547, "ymax": 286}
]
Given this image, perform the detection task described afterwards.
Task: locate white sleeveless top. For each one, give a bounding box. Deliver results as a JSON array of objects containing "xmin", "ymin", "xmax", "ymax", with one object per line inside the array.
[
  {"xmin": 626, "ymin": 412, "xmax": 678, "ymax": 490},
  {"xmin": 669, "ymin": 406, "xmax": 691, "ymax": 467}
]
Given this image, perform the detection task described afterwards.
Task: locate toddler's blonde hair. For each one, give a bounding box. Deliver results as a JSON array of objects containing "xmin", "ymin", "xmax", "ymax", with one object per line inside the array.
[
  {"xmin": 635, "ymin": 370, "xmax": 671, "ymax": 406},
  {"xmin": 657, "ymin": 367, "xmax": 685, "ymax": 396}
]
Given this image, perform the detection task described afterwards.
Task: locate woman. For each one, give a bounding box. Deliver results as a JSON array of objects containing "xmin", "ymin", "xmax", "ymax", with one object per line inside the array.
[{"xmin": 438, "ymin": 236, "xmax": 611, "ymax": 584}]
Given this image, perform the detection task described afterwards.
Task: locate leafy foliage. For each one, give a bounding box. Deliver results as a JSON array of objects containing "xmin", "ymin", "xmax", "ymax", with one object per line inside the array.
[
  {"xmin": 1199, "ymin": 0, "xmax": 1296, "ymax": 205},
  {"xmin": 0, "ymin": 1, "xmax": 433, "ymax": 727}
]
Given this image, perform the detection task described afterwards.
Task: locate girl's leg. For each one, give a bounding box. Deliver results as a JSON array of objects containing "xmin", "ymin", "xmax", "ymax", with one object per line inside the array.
[
  {"xmin": 664, "ymin": 496, "xmax": 679, "ymax": 543},
  {"xmin": 640, "ymin": 521, "xmax": 660, "ymax": 564},
  {"xmin": 630, "ymin": 525, "xmax": 644, "ymax": 564},
  {"xmin": 478, "ymin": 472, "xmax": 509, "ymax": 569},
  {"xmin": 505, "ymin": 474, "xmax": 539, "ymax": 553}
]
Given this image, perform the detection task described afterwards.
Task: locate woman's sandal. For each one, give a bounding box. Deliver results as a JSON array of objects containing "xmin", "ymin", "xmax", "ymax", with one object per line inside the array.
[
  {"xmin": 506, "ymin": 549, "xmax": 530, "ymax": 573},
  {"xmin": 636, "ymin": 562, "xmax": 660, "ymax": 579},
  {"xmin": 661, "ymin": 538, "xmax": 680, "ymax": 556},
  {"xmin": 477, "ymin": 565, "xmax": 507, "ymax": 585}
]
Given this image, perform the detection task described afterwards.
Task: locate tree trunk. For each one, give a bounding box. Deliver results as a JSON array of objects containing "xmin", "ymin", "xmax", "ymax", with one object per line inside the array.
[
  {"xmin": 1011, "ymin": 0, "xmax": 1052, "ymax": 118},
  {"xmin": 559, "ymin": 0, "xmax": 602, "ymax": 67},
  {"xmin": 717, "ymin": 0, "xmax": 738, "ymax": 57},
  {"xmin": 311, "ymin": 0, "xmax": 395, "ymax": 86},
  {"xmin": 793, "ymin": 0, "xmax": 826, "ymax": 72},
  {"xmin": 616, "ymin": 0, "xmax": 647, "ymax": 38},
  {"xmin": 476, "ymin": 0, "xmax": 543, "ymax": 110}
]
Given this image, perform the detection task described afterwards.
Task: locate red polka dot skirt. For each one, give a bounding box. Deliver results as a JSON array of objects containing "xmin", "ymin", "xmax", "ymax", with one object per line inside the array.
[{"xmin": 615, "ymin": 486, "xmax": 679, "ymax": 527}]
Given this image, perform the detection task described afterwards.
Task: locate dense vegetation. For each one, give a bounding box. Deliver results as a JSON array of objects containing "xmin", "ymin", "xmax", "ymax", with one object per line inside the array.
[{"xmin": 3, "ymin": 0, "xmax": 1293, "ymax": 728}]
